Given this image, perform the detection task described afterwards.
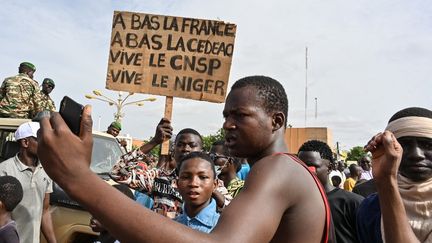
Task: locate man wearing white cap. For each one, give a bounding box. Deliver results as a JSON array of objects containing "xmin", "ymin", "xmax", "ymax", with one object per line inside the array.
[
  {"xmin": 357, "ymin": 107, "xmax": 432, "ymax": 243},
  {"xmin": 0, "ymin": 122, "xmax": 57, "ymax": 243}
]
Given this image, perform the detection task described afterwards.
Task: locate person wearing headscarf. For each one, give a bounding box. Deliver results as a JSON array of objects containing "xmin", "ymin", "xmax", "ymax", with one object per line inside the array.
[{"xmin": 357, "ymin": 107, "xmax": 432, "ymax": 243}]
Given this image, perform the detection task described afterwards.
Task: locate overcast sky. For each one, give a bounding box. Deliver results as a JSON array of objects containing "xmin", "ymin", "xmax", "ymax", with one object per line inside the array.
[{"xmin": 1, "ymin": 0, "xmax": 431, "ymax": 150}]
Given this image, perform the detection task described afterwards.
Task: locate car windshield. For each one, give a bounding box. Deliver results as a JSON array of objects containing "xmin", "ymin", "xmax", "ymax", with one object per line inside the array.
[{"xmin": 91, "ymin": 134, "xmax": 123, "ymax": 174}]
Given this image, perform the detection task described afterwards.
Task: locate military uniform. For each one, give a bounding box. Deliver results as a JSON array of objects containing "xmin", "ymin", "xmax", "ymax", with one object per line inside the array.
[
  {"xmin": 0, "ymin": 73, "xmax": 44, "ymax": 118},
  {"xmin": 40, "ymin": 91, "xmax": 56, "ymax": 111}
]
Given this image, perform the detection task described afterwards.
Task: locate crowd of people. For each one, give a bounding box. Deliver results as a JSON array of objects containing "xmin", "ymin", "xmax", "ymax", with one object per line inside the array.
[{"xmin": 0, "ymin": 64, "xmax": 430, "ymax": 243}]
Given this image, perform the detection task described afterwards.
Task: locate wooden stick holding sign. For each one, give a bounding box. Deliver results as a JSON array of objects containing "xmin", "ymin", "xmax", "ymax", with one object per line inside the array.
[{"xmin": 161, "ymin": 96, "xmax": 173, "ymax": 155}]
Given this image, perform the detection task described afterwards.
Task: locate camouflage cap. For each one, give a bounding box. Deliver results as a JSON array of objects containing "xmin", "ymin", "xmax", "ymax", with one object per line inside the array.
[
  {"xmin": 110, "ymin": 121, "xmax": 122, "ymax": 130},
  {"xmin": 43, "ymin": 78, "xmax": 55, "ymax": 87},
  {"xmin": 19, "ymin": 62, "xmax": 36, "ymax": 71}
]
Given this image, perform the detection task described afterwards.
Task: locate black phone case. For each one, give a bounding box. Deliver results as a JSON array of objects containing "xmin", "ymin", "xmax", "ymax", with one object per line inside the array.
[{"xmin": 59, "ymin": 96, "xmax": 84, "ymax": 135}]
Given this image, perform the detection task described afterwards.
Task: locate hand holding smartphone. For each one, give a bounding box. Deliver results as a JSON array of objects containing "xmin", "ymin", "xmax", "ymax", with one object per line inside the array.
[{"xmin": 59, "ymin": 96, "xmax": 84, "ymax": 135}]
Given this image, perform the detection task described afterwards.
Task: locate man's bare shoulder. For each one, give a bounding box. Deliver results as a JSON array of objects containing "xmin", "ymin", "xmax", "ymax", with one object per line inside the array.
[
  {"xmin": 249, "ymin": 153, "xmax": 312, "ymax": 188},
  {"xmin": 212, "ymin": 153, "xmax": 326, "ymax": 242}
]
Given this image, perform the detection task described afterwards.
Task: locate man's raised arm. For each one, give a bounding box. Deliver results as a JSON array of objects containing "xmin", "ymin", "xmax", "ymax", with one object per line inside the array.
[
  {"xmin": 36, "ymin": 106, "xmax": 301, "ymax": 243},
  {"xmin": 365, "ymin": 131, "xmax": 419, "ymax": 243}
]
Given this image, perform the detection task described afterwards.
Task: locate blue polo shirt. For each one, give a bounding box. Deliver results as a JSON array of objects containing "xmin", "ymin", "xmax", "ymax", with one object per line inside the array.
[
  {"xmin": 174, "ymin": 198, "xmax": 220, "ymax": 233},
  {"xmin": 237, "ymin": 163, "xmax": 250, "ymax": 180}
]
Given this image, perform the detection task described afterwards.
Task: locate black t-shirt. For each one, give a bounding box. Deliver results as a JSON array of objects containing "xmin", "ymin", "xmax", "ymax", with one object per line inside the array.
[
  {"xmin": 327, "ymin": 188, "xmax": 364, "ymax": 243},
  {"xmin": 352, "ymin": 179, "xmax": 377, "ymax": 198}
]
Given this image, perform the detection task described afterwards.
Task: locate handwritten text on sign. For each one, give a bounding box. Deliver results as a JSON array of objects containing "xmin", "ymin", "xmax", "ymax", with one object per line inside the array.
[{"xmin": 106, "ymin": 11, "xmax": 236, "ymax": 103}]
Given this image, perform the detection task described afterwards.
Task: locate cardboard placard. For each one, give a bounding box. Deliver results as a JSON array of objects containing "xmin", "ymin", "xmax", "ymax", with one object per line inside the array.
[{"xmin": 106, "ymin": 11, "xmax": 236, "ymax": 103}]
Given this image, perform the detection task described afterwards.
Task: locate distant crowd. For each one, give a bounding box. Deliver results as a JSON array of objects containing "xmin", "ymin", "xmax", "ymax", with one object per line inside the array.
[{"xmin": 0, "ymin": 64, "xmax": 430, "ymax": 243}]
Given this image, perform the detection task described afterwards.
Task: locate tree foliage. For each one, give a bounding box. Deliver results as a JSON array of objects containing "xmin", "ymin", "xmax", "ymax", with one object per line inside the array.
[
  {"xmin": 202, "ymin": 128, "xmax": 225, "ymax": 151},
  {"xmin": 346, "ymin": 146, "xmax": 367, "ymax": 162}
]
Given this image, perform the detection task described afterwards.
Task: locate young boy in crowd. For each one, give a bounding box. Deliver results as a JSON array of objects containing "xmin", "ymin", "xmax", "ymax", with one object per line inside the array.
[
  {"xmin": 174, "ymin": 152, "xmax": 220, "ymax": 233},
  {"xmin": 0, "ymin": 175, "xmax": 23, "ymax": 243}
]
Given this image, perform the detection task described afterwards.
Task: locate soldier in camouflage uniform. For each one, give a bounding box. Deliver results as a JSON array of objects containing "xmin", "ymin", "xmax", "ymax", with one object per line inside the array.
[
  {"xmin": 0, "ymin": 62, "xmax": 44, "ymax": 119},
  {"xmin": 40, "ymin": 78, "xmax": 56, "ymax": 111}
]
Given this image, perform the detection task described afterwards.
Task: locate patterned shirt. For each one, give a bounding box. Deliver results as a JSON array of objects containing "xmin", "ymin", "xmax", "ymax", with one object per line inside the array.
[
  {"xmin": 0, "ymin": 73, "xmax": 44, "ymax": 118},
  {"xmin": 110, "ymin": 148, "xmax": 183, "ymax": 218},
  {"xmin": 227, "ymin": 177, "xmax": 245, "ymax": 198},
  {"xmin": 39, "ymin": 91, "xmax": 56, "ymax": 111}
]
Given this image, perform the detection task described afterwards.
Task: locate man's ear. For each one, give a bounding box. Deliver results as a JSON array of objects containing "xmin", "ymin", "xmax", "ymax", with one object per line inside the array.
[
  {"xmin": 272, "ymin": 112, "xmax": 285, "ymax": 132},
  {"xmin": 19, "ymin": 138, "xmax": 29, "ymax": 148},
  {"xmin": 324, "ymin": 159, "xmax": 331, "ymax": 175},
  {"xmin": 212, "ymin": 178, "xmax": 218, "ymax": 190}
]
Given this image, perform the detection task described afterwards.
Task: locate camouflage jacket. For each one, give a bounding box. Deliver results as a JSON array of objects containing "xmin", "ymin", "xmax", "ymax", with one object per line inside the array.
[
  {"xmin": 0, "ymin": 73, "xmax": 44, "ymax": 118},
  {"xmin": 39, "ymin": 91, "xmax": 56, "ymax": 111}
]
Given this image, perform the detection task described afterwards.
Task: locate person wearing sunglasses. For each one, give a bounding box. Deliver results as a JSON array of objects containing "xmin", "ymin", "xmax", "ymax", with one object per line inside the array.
[{"xmin": 210, "ymin": 141, "xmax": 244, "ymax": 198}]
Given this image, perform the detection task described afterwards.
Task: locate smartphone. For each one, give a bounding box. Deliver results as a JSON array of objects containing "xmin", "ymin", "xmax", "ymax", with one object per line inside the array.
[{"xmin": 59, "ymin": 96, "xmax": 84, "ymax": 135}]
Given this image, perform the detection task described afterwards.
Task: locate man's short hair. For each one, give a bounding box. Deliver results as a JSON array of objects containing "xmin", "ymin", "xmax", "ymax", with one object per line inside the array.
[
  {"xmin": 331, "ymin": 175, "xmax": 342, "ymax": 187},
  {"xmin": 0, "ymin": 176, "xmax": 23, "ymax": 212},
  {"xmin": 211, "ymin": 140, "xmax": 229, "ymax": 155},
  {"xmin": 298, "ymin": 140, "xmax": 334, "ymax": 163},
  {"xmin": 231, "ymin": 76, "xmax": 289, "ymax": 127},
  {"xmin": 349, "ymin": 164, "xmax": 360, "ymax": 176},
  {"xmin": 210, "ymin": 140, "xmax": 241, "ymax": 172},
  {"xmin": 388, "ymin": 107, "xmax": 432, "ymax": 123},
  {"xmin": 175, "ymin": 128, "xmax": 203, "ymax": 145},
  {"xmin": 178, "ymin": 151, "xmax": 216, "ymax": 179}
]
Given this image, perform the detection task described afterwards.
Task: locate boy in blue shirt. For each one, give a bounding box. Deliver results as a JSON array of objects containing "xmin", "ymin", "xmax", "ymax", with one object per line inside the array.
[{"xmin": 174, "ymin": 152, "xmax": 220, "ymax": 233}]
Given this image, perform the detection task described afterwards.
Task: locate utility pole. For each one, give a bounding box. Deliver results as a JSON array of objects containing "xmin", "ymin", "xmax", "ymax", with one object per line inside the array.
[
  {"xmin": 315, "ymin": 97, "xmax": 318, "ymax": 119},
  {"xmin": 305, "ymin": 46, "xmax": 308, "ymax": 127}
]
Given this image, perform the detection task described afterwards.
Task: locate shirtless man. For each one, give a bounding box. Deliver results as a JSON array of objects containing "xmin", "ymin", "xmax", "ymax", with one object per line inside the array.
[{"xmin": 36, "ymin": 75, "xmax": 332, "ymax": 242}]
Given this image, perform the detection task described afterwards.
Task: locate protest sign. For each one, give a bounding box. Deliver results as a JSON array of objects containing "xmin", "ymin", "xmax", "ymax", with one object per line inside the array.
[{"xmin": 106, "ymin": 11, "xmax": 237, "ymax": 103}]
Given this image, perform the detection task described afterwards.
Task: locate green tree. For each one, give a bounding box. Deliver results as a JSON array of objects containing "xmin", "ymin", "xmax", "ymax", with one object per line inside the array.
[
  {"xmin": 202, "ymin": 128, "xmax": 225, "ymax": 151},
  {"xmin": 346, "ymin": 146, "xmax": 367, "ymax": 162}
]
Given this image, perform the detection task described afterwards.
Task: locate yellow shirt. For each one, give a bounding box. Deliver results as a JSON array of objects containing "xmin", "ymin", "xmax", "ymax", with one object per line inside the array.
[{"xmin": 344, "ymin": 177, "xmax": 356, "ymax": 192}]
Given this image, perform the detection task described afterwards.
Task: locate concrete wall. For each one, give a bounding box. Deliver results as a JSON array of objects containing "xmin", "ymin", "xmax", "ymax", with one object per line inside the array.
[{"xmin": 284, "ymin": 127, "xmax": 333, "ymax": 154}]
